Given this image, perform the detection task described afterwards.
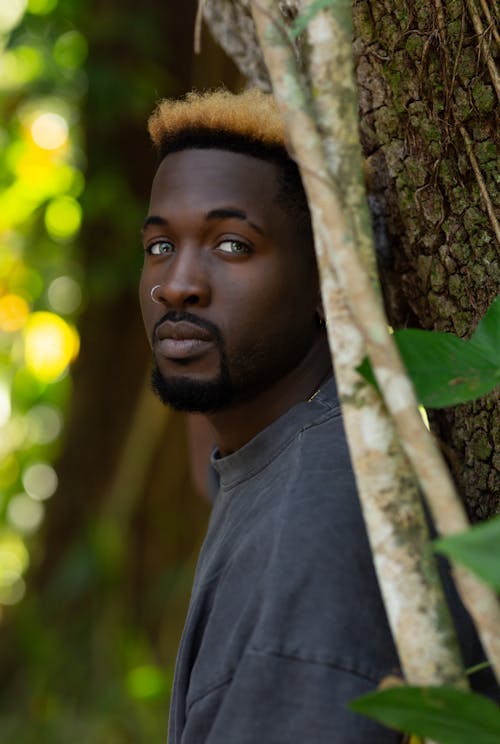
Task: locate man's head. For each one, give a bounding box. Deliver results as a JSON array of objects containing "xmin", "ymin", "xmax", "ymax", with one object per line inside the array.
[
  {"xmin": 139, "ymin": 89, "xmax": 325, "ymax": 414},
  {"xmin": 148, "ymin": 89, "xmax": 313, "ymax": 246}
]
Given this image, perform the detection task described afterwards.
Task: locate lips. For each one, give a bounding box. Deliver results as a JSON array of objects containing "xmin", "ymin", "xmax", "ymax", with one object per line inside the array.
[{"xmin": 155, "ymin": 320, "xmax": 214, "ymax": 360}]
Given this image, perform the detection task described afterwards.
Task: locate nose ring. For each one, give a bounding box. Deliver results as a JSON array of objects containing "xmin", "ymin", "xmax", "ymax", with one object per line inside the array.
[{"xmin": 150, "ymin": 284, "xmax": 161, "ymax": 304}]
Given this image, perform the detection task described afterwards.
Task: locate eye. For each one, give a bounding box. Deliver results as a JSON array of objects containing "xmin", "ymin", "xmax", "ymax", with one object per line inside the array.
[
  {"xmin": 147, "ymin": 239, "xmax": 174, "ymax": 256},
  {"xmin": 216, "ymin": 239, "xmax": 251, "ymax": 256}
]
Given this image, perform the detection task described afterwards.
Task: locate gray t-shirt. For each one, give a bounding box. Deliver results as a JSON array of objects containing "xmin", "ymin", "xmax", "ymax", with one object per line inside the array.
[{"xmin": 168, "ymin": 379, "xmax": 405, "ymax": 742}]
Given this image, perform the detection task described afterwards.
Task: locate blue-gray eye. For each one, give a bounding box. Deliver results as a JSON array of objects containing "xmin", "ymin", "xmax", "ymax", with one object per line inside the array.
[
  {"xmin": 148, "ymin": 240, "xmax": 174, "ymax": 256},
  {"xmin": 217, "ymin": 239, "xmax": 251, "ymax": 255}
]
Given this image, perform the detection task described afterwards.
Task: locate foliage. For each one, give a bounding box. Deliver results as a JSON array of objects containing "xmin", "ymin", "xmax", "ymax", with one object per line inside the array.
[
  {"xmin": 349, "ymin": 685, "xmax": 500, "ymax": 744},
  {"xmin": 435, "ymin": 516, "xmax": 500, "ymax": 591},
  {"xmin": 0, "ymin": 1, "xmax": 193, "ymax": 741},
  {"xmin": 0, "ymin": 0, "xmax": 84, "ymax": 609},
  {"xmin": 394, "ymin": 295, "xmax": 500, "ymax": 408},
  {"xmin": 358, "ymin": 294, "xmax": 500, "ymax": 408},
  {"xmin": 353, "ymin": 294, "xmax": 500, "ymax": 740}
]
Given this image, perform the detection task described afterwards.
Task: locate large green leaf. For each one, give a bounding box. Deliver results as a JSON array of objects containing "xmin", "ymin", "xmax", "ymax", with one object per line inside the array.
[
  {"xmin": 471, "ymin": 294, "xmax": 500, "ymax": 361},
  {"xmin": 349, "ymin": 686, "xmax": 500, "ymax": 744},
  {"xmin": 434, "ymin": 516, "xmax": 500, "ymax": 590},
  {"xmin": 393, "ymin": 328, "xmax": 497, "ymax": 407},
  {"xmin": 357, "ymin": 295, "xmax": 500, "ymax": 408}
]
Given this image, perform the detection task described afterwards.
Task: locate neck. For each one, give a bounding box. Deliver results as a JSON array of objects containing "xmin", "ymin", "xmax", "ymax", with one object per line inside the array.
[{"xmin": 206, "ymin": 333, "xmax": 332, "ymax": 456}]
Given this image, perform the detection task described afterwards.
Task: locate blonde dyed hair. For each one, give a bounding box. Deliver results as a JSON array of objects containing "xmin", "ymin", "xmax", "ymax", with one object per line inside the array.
[
  {"xmin": 148, "ymin": 88, "xmax": 286, "ymax": 153},
  {"xmin": 147, "ymin": 88, "xmax": 314, "ymax": 247}
]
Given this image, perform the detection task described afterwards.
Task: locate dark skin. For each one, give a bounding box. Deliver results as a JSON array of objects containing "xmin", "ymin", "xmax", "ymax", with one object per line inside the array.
[{"xmin": 139, "ymin": 148, "xmax": 331, "ymax": 455}]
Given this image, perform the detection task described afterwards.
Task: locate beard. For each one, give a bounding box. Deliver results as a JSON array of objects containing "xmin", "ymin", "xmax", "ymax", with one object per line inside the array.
[
  {"xmin": 150, "ymin": 310, "xmax": 233, "ymax": 413},
  {"xmin": 149, "ymin": 309, "xmax": 317, "ymax": 414},
  {"xmin": 151, "ymin": 359, "xmax": 233, "ymax": 413}
]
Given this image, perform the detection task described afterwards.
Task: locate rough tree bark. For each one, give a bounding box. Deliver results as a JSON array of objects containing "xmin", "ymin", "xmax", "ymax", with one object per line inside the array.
[{"xmin": 201, "ymin": 0, "xmax": 499, "ymax": 520}]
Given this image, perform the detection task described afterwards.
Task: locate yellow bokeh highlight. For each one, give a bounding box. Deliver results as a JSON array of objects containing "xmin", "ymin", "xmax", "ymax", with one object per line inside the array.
[
  {"xmin": 0, "ymin": 382, "xmax": 10, "ymax": 426},
  {"xmin": 0, "ymin": 46, "xmax": 44, "ymax": 89},
  {"xmin": 13, "ymin": 145, "xmax": 82, "ymax": 204},
  {"xmin": 0, "ymin": 0, "xmax": 27, "ymax": 34},
  {"xmin": 23, "ymin": 311, "xmax": 79, "ymax": 382},
  {"xmin": 0, "ymin": 293, "xmax": 30, "ymax": 332},
  {"xmin": 15, "ymin": 148, "xmax": 63, "ymax": 199},
  {"xmin": 0, "ymin": 529, "xmax": 29, "ymax": 586},
  {"xmin": 31, "ymin": 112, "xmax": 68, "ymax": 150},
  {"xmin": 0, "ymin": 454, "xmax": 19, "ymax": 488},
  {"xmin": 44, "ymin": 196, "xmax": 82, "ymax": 241},
  {"xmin": 0, "ymin": 182, "xmax": 42, "ymax": 230},
  {"xmin": 28, "ymin": 0, "xmax": 58, "ymax": 15}
]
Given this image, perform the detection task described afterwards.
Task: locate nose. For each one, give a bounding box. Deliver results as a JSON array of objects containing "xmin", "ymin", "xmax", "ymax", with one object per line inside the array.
[{"xmin": 153, "ymin": 249, "xmax": 210, "ymax": 309}]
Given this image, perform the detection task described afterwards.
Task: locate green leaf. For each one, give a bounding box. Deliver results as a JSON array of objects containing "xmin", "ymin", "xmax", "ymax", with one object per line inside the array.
[
  {"xmin": 349, "ymin": 686, "xmax": 500, "ymax": 744},
  {"xmin": 394, "ymin": 327, "xmax": 498, "ymax": 407},
  {"xmin": 470, "ymin": 295, "xmax": 500, "ymax": 361},
  {"xmin": 290, "ymin": 0, "xmax": 338, "ymax": 38},
  {"xmin": 434, "ymin": 516, "xmax": 500, "ymax": 590},
  {"xmin": 356, "ymin": 356, "xmax": 380, "ymax": 392},
  {"xmin": 357, "ymin": 295, "xmax": 500, "ymax": 408}
]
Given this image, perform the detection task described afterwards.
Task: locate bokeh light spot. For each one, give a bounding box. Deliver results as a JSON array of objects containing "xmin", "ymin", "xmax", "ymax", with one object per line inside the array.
[
  {"xmin": 44, "ymin": 196, "xmax": 82, "ymax": 241},
  {"xmin": 31, "ymin": 112, "xmax": 68, "ymax": 150},
  {"xmin": 0, "ymin": 454, "xmax": 20, "ymax": 489},
  {"xmin": 126, "ymin": 665, "xmax": 168, "ymax": 701},
  {"xmin": 53, "ymin": 30, "xmax": 87, "ymax": 69},
  {"xmin": 25, "ymin": 404, "xmax": 63, "ymax": 444},
  {"xmin": 24, "ymin": 311, "xmax": 79, "ymax": 381},
  {"xmin": 0, "ymin": 383, "xmax": 10, "ymax": 427},
  {"xmin": 0, "ymin": 46, "xmax": 44, "ymax": 89},
  {"xmin": 27, "ymin": 0, "xmax": 58, "ymax": 15},
  {"xmin": 22, "ymin": 462, "xmax": 58, "ymax": 501},
  {"xmin": 0, "ymin": 530, "xmax": 29, "ymax": 589},
  {"xmin": 0, "ymin": 576, "xmax": 26, "ymax": 605},
  {"xmin": 0, "ymin": 417, "xmax": 28, "ymax": 457},
  {"xmin": 48, "ymin": 275, "xmax": 82, "ymax": 314},
  {"xmin": 7, "ymin": 494, "xmax": 44, "ymax": 534},
  {"xmin": 0, "ymin": 293, "xmax": 30, "ymax": 332},
  {"xmin": 0, "ymin": 0, "xmax": 27, "ymax": 33}
]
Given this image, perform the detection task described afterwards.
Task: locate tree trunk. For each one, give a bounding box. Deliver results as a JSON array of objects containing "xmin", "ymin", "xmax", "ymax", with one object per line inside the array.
[{"xmin": 202, "ymin": 0, "xmax": 499, "ymax": 518}]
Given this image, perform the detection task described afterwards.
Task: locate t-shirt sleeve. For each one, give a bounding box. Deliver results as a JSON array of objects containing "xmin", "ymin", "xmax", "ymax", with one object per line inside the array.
[{"xmin": 181, "ymin": 648, "xmax": 402, "ymax": 744}]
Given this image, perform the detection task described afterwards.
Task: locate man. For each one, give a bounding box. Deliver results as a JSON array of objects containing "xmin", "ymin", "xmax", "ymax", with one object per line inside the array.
[{"xmin": 139, "ymin": 88, "xmax": 403, "ymax": 742}]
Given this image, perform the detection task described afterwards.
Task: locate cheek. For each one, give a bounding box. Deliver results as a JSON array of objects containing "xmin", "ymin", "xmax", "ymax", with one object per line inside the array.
[{"xmin": 220, "ymin": 275, "xmax": 300, "ymax": 350}]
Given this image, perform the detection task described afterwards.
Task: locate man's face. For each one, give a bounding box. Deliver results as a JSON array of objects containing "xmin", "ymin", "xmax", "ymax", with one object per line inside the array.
[{"xmin": 139, "ymin": 148, "xmax": 319, "ymax": 412}]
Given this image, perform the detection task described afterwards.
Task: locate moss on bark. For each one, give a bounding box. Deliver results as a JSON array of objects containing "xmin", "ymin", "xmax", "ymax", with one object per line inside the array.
[{"xmin": 354, "ymin": 0, "xmax": 499, "ymax": 517}]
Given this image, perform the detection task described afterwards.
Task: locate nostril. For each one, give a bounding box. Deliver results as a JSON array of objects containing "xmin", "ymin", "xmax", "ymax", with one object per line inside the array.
[{"xmin": 185, "ymin": 294, "xmax": 200, "ymax": 305}]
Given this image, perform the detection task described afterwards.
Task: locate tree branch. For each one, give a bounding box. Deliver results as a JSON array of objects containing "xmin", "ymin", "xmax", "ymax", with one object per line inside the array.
[
  {"xmin": 251, "ymin": 0, "xmax": 500, "ymax": 683},
  {"xmin": 464, "ymin": 0, "xmax": 500, "ymax": 101}
]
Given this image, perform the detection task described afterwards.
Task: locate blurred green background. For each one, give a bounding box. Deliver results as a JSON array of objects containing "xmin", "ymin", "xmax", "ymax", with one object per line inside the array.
[{"xmin": 0, "ymin": 1, "xmax": 241, "ymax": 740}]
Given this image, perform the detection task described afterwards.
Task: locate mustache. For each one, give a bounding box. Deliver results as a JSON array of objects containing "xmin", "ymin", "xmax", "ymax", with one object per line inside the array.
[{"xmin": 152, "ymin": 310, "xmax": 224, "ymax": 347}]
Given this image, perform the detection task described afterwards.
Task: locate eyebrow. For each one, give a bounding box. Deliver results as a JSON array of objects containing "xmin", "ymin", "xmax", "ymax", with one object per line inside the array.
[
  {"xmin": 205, "ymin": 208, "xmax": 264, "ymax": 236},
  {"xmin": 141, "ymin": 215, "xmax": 167, "ymax": 232},
  {"xmin": 141, "ymin": 208, "xmax": 264, "ymax": 236}
]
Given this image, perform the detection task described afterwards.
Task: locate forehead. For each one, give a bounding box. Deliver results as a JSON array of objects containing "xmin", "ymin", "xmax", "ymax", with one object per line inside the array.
[{"xmin": 149, "ymin": 148, "xmax": 282, "ymax": 217}]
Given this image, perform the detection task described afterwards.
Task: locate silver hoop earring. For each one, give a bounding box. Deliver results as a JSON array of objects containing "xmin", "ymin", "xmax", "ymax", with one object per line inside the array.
[{"xmin": 150, "ymin": 284, "xmax": 161, "ymax": 304}]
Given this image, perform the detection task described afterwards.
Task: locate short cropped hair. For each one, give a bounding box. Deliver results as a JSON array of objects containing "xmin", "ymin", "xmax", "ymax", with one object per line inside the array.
[{"xmin": 148, "ymin": 89, "xmax": 313, "ymax": 247}]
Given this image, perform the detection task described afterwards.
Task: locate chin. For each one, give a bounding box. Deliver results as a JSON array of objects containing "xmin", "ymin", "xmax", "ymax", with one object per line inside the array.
[{"xmin": 151, "ymin": 365, "xmax": 232, "ymax": 413}]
